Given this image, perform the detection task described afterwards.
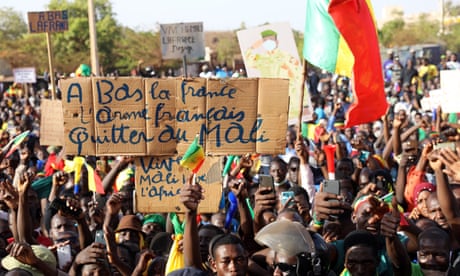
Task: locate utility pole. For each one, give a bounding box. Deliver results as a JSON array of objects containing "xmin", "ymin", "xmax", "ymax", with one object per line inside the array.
[{"xmin": 88, "ymin": 0, "xmax": 100, "ymax": 76}]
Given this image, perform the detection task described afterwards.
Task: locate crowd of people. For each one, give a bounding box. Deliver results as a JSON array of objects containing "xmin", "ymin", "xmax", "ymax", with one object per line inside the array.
[{"xmin": 0, "ymin": 48, "xmax": 459, "ymax": 276}]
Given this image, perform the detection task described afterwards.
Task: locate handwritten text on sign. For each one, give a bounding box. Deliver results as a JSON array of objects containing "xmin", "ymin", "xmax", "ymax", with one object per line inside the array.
[
  {"xmin": 135, "ymin": 156, "xmax": 222, "ymax": 213},
  {"xmin": 160, "ymin": 22, "xmax": 205, "ymax": 60},
  {"xmin": 28, "ymin": 10, "xmax": 68, "ymax": 33},
  {"xmin": 60, "ymin": 77, "xmax": 289, "ymax": 156}
]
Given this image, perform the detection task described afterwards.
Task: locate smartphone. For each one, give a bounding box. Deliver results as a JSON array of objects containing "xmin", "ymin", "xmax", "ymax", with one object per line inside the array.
[
  {"xmin": 434, "ymin": 142, "xmax": 456, "ymax": 152},
  {"xmin": 323, "ymin": 180, "xmax": 340, "ymax": 195},
  {"xmin": 95, "ymin": 229, "xmax": 106, "ymax": 247},
  {"xmin": 358, "ymin": 150, "xmax": 370, "ymax": 163},
  {"xmin": 259, "ymin": 174, "xmax": 275, "ymax": 195},
  {"xmin": 323, "ymin": 180, "xmax": 340, "ymax": 220},
  {"xmin": 57, "ymin": 244, "xmax": 72, "ymax": 269},
  {"xmin": 280, "ymin": 191, "xmax": 295, "ymax": 207}
]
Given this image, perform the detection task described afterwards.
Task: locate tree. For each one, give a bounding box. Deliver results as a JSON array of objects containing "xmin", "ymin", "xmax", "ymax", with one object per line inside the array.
[
  {"xmin": 47, "ymin": 0, "xmax": 121, "ymax": 74},
  {"xmin": 379, "ymin": 18, "xmax": 405, "ymax": 47},
  {"xmin": 0, "ymin": 7, "xmax": 27, "ymax": 41}
]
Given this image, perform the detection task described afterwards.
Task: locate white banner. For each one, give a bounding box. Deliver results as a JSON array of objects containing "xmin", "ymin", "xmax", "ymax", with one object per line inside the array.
[
  {"xmin": 160, "ymin": 22, "xmax": 205, "ymax": 60},
  {"xmin": 13, "ymin": 67, "xmax": 36, "ymax": 83}
]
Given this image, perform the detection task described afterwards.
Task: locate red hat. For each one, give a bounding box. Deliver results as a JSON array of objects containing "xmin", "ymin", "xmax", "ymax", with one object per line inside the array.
[{"xmin": 413, "ymin": 182, "xmax": 436, "ymax": 206}]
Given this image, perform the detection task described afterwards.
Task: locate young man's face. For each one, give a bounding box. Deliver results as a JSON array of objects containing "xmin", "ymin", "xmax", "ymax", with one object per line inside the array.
[
  {"xmin": 345, "ymin": 245, "xmax": 378, "ymax": 276},
  {"xmin": 418, "ymin": 236, "xmax": 450, "ymax": 273},
  {"xmin": 212, "ymin": 244, "xmax": 248, "ymax": 276}
]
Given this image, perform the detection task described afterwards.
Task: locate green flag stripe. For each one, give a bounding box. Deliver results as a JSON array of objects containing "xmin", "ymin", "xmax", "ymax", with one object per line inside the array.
[{"xmin": 303, "ymin": 0, "xmax": 340, "ymax": 72}]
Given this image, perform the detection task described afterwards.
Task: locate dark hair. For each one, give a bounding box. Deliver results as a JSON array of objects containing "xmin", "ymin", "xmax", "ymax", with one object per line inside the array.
[
  {"xmin": 344, "ymin": 230, "xmax": 379, "ymax": 259},
  {"xmin": 289, "ymin": 185, "xmax": 310, "ymax": 204},
  {"xmin": 288, "ymin": 156, "xmax": 300, "ymax": 167},
  {"xmin": 418, "ymin": 226, "xmax": 450, "ymax": 246},
  {"xmin": 271, "ymin": 156, "xmax": 287, "ymax": 170},
  {"xmin": 208, "ymin": 234, "xmax": 244, "ymax": 259},
  {"xmin": 198, "ymin": 224, "xmax": 225, "ymax": 236}
]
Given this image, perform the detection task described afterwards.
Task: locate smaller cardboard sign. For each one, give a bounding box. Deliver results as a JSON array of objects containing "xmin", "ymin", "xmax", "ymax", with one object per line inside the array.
[
  {"xmin": 28, "ymin": 10, "xmax": 68, "ymax": 33},
  {"xmin": 160, "ymin": 22, "xmax": 205, "ymax": 60},
  {"xmin": 13, "ymin": 68, "xmax": 36, "ymax": 83},
  {"xmin": 40, "ymin": 99, "xmax": 64, "ymax": 146},
  {"xmin": 135, "ymin": 156, "xmax": 222, "ymax": 213}
]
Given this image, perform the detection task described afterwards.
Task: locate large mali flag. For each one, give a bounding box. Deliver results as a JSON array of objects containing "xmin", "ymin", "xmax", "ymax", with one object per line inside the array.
[
  {"xmin": 303, "ymin": 0, "xmax": 353, "ymax": 77},
  {"xmin": 180, "ymin": 136, "xmax": 205, "ymax": 174},
  {"xmin": 304, "ymin": 0, "xmax": 388, "ymax": 128}
]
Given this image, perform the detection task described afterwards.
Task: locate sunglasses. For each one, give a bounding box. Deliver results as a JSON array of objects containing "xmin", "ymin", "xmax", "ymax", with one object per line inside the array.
[{"xmin": 273, "ymin": 262, "xmax": 297, "ymax": 272}]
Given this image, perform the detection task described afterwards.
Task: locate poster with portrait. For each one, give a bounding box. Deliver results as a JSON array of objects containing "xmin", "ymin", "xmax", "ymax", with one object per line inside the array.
[{"xmin": 237, "ymin": 22, "xmax": 313, "ymax": 124}]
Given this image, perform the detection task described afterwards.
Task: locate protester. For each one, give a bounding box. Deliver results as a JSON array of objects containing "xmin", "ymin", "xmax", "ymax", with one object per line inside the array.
[{"xmin": 1, "ymin": 37, "xmax": 460, "ymax": 276}]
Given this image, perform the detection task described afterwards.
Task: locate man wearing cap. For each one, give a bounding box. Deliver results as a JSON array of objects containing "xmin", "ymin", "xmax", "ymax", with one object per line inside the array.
[
  {"xmin": 104, "ymin": 192, "xmax": 143, "ymax": 275},
  {"xmin": 244, "ymin": 28, "xmax": 302, "ymax": 114},
  {"xmin": 142, "ymin": 213, "xmax": 165, "ymax": 245}
]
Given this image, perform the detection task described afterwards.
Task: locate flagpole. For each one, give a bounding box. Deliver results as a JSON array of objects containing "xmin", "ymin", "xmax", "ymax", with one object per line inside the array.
[{"xmin": 298, "ymin": 60, "xmax": 308, "ymax": 137}]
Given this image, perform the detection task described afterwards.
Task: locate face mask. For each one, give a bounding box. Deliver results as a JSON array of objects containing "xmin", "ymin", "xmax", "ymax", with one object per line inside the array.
[
  {"xmin": 263, "ymin": 40, "xmax": 277, "ymax": 51},
  {"xmin": 374, "ymin": 129, "xmax": 382, "ymax": 138}
]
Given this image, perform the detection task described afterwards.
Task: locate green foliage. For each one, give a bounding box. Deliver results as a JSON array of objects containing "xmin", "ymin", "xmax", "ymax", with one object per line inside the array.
[
  {"xmin": 0, "ymin": 7, "xmax": 27, "ymax": 41},
  {"xmin": 379, "ymin": 18, "xmax": 405, "ymax": 47},
  {"xmin": 47, "ymin": 0, "xmax": 121, "ymax": 73}
]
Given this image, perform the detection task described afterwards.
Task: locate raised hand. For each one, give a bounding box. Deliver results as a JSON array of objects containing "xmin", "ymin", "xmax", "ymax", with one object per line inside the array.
[
  {"xmin": 228, "ymin": 177, "xmax": 248, "ymax": 200},
  {"xmin": 295, "ymin": 135, "xmax": 308, "ymax": 162},
  {"xmin": 239, "ymin": 154, "xmax": 253, "ymax": 169},
  {"xmin": 0, "ymin": 178, "xmax": 18, "ymax": 210},
  {"xmin": 313, "ymin": 190, "xmax": 351, "ymax": 221},
  {"xmin": 6, "ymin": 242, "xmax": 39, "ymax": 266},
  {"xmin": 179, "ymin": 174, "xmax": 204, "ymax": 213},
  {"xmin": 18, "ymin": 171, "xmax": 34, "ymax": 196},
  {"xmin": 439, "ymin": 148, "xmax": 460, "ymax": 182},
  {"xmin": 380, "ymin": 198, "xmax": 400, "ymax": 239},
  {"xmin": 106, "ymin": 193, "xmax": 123, "ymax": 216},
  {"xmin": 253, "ymin": 186, "xmax": 277, "ymax": 216}
]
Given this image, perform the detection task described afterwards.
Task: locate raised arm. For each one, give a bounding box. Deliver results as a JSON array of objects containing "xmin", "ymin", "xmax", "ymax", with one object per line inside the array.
[
  {"xmin": 102, "ymin": 157, "xmax": 132, "ymax": 193},
  {"xmin": 295, "ymin": 136, "xmax": 315, "ymax": 204},
  {"xmin": 434, "ymin": 149, "xmax": 460, "ymax": 220},
  {"xmin": 381, "ymin": 199, "xmax": 412, "ymax": 276},
  {"xmin": 17, "ymin": 172, "xmax": 36, "ymax": 244},
  {"xmin": 181, "ymin": 174, "xmax": 204, "ymax": 269}
]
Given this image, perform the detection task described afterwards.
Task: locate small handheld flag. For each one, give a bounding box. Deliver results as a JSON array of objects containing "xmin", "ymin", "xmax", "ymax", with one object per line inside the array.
[
  {"xmin": 180, "ymin": 135, "xmax": 205, "ymax": 174},
  {"xmin": 5, "ymin": 130, "xmax": 30, "ymax": 158}
]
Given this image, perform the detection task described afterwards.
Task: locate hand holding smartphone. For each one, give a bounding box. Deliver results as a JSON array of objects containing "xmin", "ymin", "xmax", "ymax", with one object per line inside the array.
[
  {"xmin": 57, "ymin": 244, "xmax": 72, "ymax": 269},
  {"xmin": 259, "ymin": 175, "xmax": 275, "ymax": 196}
]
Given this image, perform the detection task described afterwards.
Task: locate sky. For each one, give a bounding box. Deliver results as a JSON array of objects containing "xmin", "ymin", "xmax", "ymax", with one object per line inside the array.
[{"xmin": 2, "ymin": 0, "xmax": 453, "ymax": 32}]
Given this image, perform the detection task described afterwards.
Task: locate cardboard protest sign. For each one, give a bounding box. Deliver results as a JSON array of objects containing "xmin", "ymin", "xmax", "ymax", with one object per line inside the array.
[
  {"xmin": 13, "ymin": 68, "xmax": 36, "ymax": 83},
  {"xmin": 61, "ymin": 77, "xmax": 289, "ymax": 156},
  {"xmin": 61, "ymin": 78, "xmax": 96, "ymax": 155},
  {"xmin": 145, "ymin": 78, "xmax": 177, "ymax": 155},
  {"xmin": 160, "ymin": 22, "xmax": 205, "ymax": 60},
  {"xmin": 135, "ymin": 156, "xmax": 222, "ymax": 213},
  {"xmin": 40, "ymin": 99, "xmax": 64, "ymax": 146},
  {"xmin": 206, "ymin": 78, "xmax": 258, "ymax": 155},
  {"xmin": 92, "ymin": 77, "xmax": 146, "ymax": 155},
  {"xmin": 175, "ymin": 78, "xmax": 207, "ymax": 155},
  {"xmin": 28, "ymin": 10, "xmax": 68, "ymax": 33},
  {"xmin": 237, "ymin": 22, "xmax": 313, "ymax": 124},
  {"xmin": 257, "ymin": 78, "xmax": 290, "ymax": 153}
]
